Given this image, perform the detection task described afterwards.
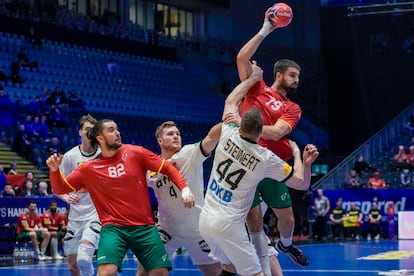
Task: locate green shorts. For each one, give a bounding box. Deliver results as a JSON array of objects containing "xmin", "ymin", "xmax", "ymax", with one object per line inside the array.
[
  {"xmin": 97, "ymin": 224, "xmax": 172, "ymax": 272},
  {"xmin": 251, "ymin": 178, "xmax": 292, "ymax": 209},
  {"xmin": 17, "ymin": 231, "xmax": 43, "ymax": 241}
]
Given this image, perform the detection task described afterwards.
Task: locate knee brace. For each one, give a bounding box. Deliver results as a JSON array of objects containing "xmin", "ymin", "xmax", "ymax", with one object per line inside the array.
[{"xmin": 77, "ymin": 243, "xmax": 95, "ymax": 276}]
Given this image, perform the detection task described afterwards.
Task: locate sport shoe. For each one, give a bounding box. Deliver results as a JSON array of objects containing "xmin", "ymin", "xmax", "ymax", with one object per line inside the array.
[
  {"xmin": 53, "ymin": 254, "xmax": 64, "ymax": 260},
  {"xmin": 37, "ymin": 254, "xmax": 46, "ymax": 261},
  {"xmin": 276, "ymin": 240, "xmax": 310, "ymax": 267}
]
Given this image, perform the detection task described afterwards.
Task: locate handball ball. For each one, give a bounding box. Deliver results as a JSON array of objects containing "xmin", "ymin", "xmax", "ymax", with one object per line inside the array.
[{"xmin": 270, "ymin": 3, "xmax": 293, "ymax": 28}]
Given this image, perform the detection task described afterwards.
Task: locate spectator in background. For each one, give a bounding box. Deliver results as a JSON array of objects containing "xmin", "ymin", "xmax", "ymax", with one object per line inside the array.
[
  {"xmin": 67, "ymin": 90, "xmax": 84, "ymax": 110},
  {"xmin": 312, "ymin": 188, "xmax": 330, "ymax": 241},
  {"xmin": 367, "ymin": 171, "xmax": 388, "ymax": 189},
  {"xmin": 367, "ymin": 201, "xmax": 382, "ymax": 241},
  {"xmin": 0, "ymin": 86, "xmax": 16, "ymax": 132},
  {"xmin": 50, "ymin": 107, "xmax": 67, "ymax": 129},
  {"xmin": 48, "ymin": 136, "xmax": 63, "ymax": 155},
  {"xmin": 353, "ymin": 155, "xmax": 375, "ymax": 178},
  {"xmin": 400, "ymin": 169, "xmax": 412, "ymax": 188},
  {"xmin": 6, "ymin": 161, "xmax": 17, "ymax": 175},
  {"xmin": 345, "ymin": 169, "xmax": 363, "ymax": 189},
  {"xmin": 35, "ymin": 181, "xmax": 50, "ymax": 196},
  {"xmin": 12, "ymin": 124, "xmax": 33, "ymax": 161},
  {"xmin": 46, "ymin": 86, "xmax": 68, "ymax": 109},
  {"xmin": 329, "ymin": 198, "xmax": 345, "ymax": 240},
  {"xmin": 24, "ymin": 171, "xmax": 40, "ymax": 190},
  {"xmin": 16, "ymin": 47, "xmax": 39, "ymax": 70},
  {"xmin": 32, "ymin": 115, "xmax": 50, "ymax": 140},
  {"xmin": 27, "ymin": 95, "xmax": 48, "ymax": 116},
  {"xmin": 1, "ymin": 182, "xmax": 16, "ymax": 197},
  {"xmin": 20, "ymin": 179, "xmax": 35, "ymax": 197},
  {"xmin": 10, "ymin": 56, "xmax": 22, "ymax": 86},
  {"xmin": 343, "ymin": 202, "xmax": 363, "ymax": 240},
  {"xmin": 392, "ymin": 145, "xmax": 409, "ymax": 172}
]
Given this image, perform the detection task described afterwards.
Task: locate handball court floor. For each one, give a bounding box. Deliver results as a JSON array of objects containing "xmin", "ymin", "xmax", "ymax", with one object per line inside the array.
[{"xmin": 1, "ymin": 240, "xmax": 414, "ymax": 276}]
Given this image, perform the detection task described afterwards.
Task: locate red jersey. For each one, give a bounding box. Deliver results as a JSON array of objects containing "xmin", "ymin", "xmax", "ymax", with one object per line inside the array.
[
  {"xmin": 16, "ymin": 210, "xmax": 42, "ymax": 235},
  {"xmin": 50, "ymin": 144, "xmax": 188, "ymax": 227},
  {"xmin": 240, "ymin": 80, "xmax": 301, "ymax": 161},
  {"xmin": 42, "ymin": 209, "xmax": 64, "ymax": 230}
]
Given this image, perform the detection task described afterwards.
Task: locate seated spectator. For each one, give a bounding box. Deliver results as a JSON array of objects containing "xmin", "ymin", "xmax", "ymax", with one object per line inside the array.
[
  {"xmin": 48, "ymin": 136, "xmax": 63, "ymax": 155},
  {"xmin": 367, "ymin": 201, "xmax": 382, "ymax": 241},
  {"xmin": 35, "ymin": 181, "xmax": 50, "ymax": 197},
  {"xmin": 353, "ymin": 154, "xmax": 375, "ymax": 178},
  {"xmin": 32, "ymin": 115, "xmax": 50, "ymax": 140},
  {"xmin": 400, "ymin": 169, "xmax": 412, "ymax": 188},
  {"xmin": 367, "ymin": 171, "xmax": 388, "ymax": 189},
  {"xmin": 0, "ymin": 182, "xmax": 16, "ymax": 197},
  {"xmin": 50, "ymin": 107, "xmax": 67, "ymax": 129},
  {"xmin": 20, "ymin": 179, "xmax": 35, "ymax": 197},
  {"xmin": 392, "ymin": 145, "xmax": 409, "ymax": 172},
  {"xmin": 24, "ymin": 171, "xmax": 40, "ymax": 190},
  {"xmin": 27, "ymin": 95, "xmax": 48, "ymax": 116},
  {"xmin": 345, "ymin": 169, "xmax": 363, "ymax": 189},
  {"xmin": 16, "ymin": 200, "xmax": 51, "ymax": 261},
  {"xmin": 6, "ymin": 161, "xmax": 17, "ymax": 175},
  {"xmin": 46, "ymin": 86, "xmax": 68, "ymax": 110},
  {"xmin": 67, "ymin": 90, "xmax": 85, "ymax": 110},
  {"xmin": 343, "ymin": 202, "xmax": 364, "ymax": 240},
  {"xmin": 16, "ymin": 47, "xmax": 39, "ymax": 71},
  {"xmin": 42, "ymin": 200, "xmax": 64, "ymax": 260}
]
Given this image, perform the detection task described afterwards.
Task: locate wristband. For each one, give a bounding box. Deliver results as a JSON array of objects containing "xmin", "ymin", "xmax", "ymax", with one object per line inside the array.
[
  {"xmin": 181, "ymin": 187, "xmax": 191, "ymax": 198},
  {"xmin": 258, "ymin": 21, "xmax": 272, "ymax": 38}
]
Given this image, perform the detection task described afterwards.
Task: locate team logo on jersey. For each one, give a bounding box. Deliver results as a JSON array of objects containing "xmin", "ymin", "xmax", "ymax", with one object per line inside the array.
[
  {"xmin": 209, "ymin": 179, "xmax": 233, "ymax": 204},
  {"xmin": 282, "ymin": 163, "xmax": 291, "ymax": 176},
  {"xmin": 93, "ymin": 165, "xmax": 105, "ymax": 169},
  {"xmin": 280, "ymin": 192, "xmax": 288, "ymax": 201},
  {"xmin": 122, "ymin": 154, "xmax": 128, "ymax": 161}
]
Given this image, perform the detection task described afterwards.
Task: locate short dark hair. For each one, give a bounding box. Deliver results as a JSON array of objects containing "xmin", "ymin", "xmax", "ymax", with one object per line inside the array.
[
  {"xmin": 273, "ymin": 59, "xmax": 301, "ymax": 77},
  {"xmin": 155, "ymin": 121, "xmax": 177, "ymax": 139},
  {"xmin": 240, "ymin": 108, "xmax": 263, "ymax": 139},
  {"xmin": 87, "ymin": 119, "xmax": 114, "ymax": 148}
]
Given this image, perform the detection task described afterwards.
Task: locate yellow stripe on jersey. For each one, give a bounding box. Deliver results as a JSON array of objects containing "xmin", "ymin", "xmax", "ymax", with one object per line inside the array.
[
  {"xmin": 63, "ymin": 178, "xmax": 77, "ymax": 192},
  {"xmin": 156, "ymin": 159, "xmax": 166, "ymax": 174}
]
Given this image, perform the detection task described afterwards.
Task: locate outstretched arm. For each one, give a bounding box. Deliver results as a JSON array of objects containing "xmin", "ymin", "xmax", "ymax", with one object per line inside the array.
[
  {"xmin": 237, "ymin": 7, "xmax": 277, "ymax": 81},
  {"xmin": 223, "ymin": 62, "xmax": 263, "ymax": 124}
]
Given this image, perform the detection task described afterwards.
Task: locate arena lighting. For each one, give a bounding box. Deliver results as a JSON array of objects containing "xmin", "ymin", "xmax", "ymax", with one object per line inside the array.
[{"xmin": 347, "ymin": 1, "xmax": 414, "ymax": 16}]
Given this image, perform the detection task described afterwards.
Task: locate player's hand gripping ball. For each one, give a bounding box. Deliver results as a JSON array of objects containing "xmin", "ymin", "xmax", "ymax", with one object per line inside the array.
[{"xmin": 269, "ymin": 2, "xmax": 293, "ymax": 28}]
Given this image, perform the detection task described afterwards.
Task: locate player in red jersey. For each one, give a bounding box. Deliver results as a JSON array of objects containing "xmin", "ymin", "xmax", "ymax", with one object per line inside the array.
[
  {"xmin": 16, "ymin": 200, "xmax": 51, "ymax": 261},
  {"xmin": 232, "ymin": 7, "xmax": 308, "ymax": 273},
  {"xmin": 47, "ymin": 119, "xmax": 195, "ymax": 276},
  {"xmin": 42, "ymin": 199, "xmax": 65, "ymax": 260}
]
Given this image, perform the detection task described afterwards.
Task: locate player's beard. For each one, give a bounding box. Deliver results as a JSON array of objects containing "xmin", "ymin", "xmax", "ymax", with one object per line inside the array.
[
  {"xmin": 280, "ymin": 76, "xmax": 298, "ymax": 94},
  {"xmin": 105, "ymin": 138, "xmax": 122, "ymax": 151}
]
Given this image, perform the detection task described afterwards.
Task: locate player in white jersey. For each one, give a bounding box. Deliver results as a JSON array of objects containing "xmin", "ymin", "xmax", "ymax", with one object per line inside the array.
[
  {"xmin": 199, "ymin": 70, "xmax": 319, "ymax": 275},
  {"xmin": 136, "ymin": 120, "xmax": 222, "ymax": 276},
  {"xmin": 55, "ymin": 114, "xmax": 101, "ymax": 276}
]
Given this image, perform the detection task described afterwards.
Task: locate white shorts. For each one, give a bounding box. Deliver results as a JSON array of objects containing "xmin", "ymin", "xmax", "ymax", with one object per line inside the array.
[
  {"xmin": 157, "ymin": 223, "xmax": 217, "ymax": 266},
  {"xmin": 64, "ymin": 219, "xmax": 101, "ymax": 256},
  {"xmin": 199, "ymin": 213, "xmax": 261, "ymax": 275}
]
